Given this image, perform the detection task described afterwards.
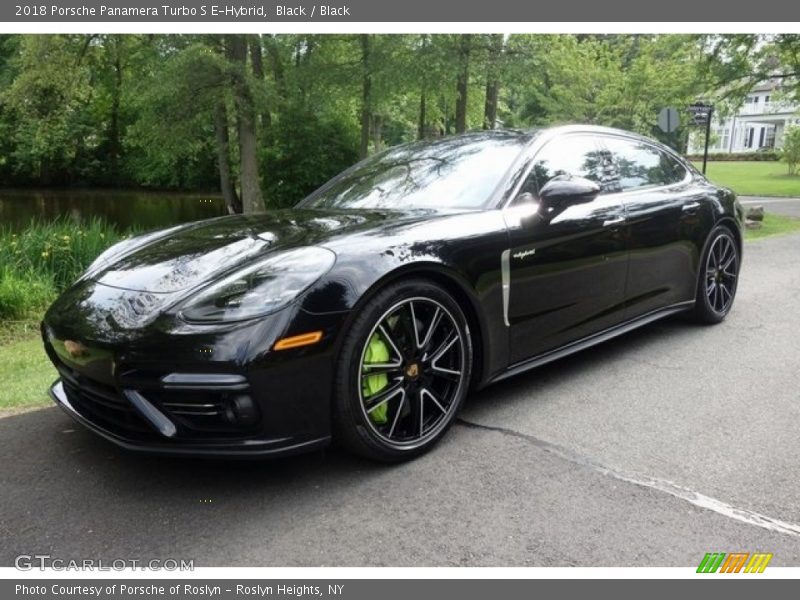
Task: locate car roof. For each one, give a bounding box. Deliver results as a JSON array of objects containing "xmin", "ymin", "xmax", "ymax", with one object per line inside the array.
[{"xmin": 448, "ymin": 125, "xmax": 671, "ymax": 151}]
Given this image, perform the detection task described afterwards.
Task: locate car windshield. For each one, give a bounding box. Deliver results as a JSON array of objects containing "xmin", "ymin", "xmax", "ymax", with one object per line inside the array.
[{"xmin": 297, "ymin": 133, "xmax": 530, "ymax": 210}]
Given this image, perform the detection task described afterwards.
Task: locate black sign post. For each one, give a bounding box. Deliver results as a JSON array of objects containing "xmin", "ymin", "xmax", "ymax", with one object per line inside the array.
[{"xmin": 688, "ymin": 103, "xmax": 715, "ymax": 175}]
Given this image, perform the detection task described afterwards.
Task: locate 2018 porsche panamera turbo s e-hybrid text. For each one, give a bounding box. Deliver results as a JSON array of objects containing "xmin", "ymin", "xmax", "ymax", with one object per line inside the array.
[{"xmin": 43, "ymin": 125, "xmax": 744, "ymax": 461}]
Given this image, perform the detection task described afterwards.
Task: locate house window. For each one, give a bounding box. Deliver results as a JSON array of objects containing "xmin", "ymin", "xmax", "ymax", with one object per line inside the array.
[
  {"xmin": 720, "ymin": 128, "xmax": 731, "ymax": 150},
  {"xmin": 714, "ymin": 126, "xmax": 730, "ymax": 151},
  {"xmin": 765, "ymin": 127, "xmax": 776, "ymax": 148}
]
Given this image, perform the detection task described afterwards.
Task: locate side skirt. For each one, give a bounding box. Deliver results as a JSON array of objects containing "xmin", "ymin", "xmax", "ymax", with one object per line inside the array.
[{"xmin": 488, "ymin": 300, "xmax": 695, "ymax": 385}]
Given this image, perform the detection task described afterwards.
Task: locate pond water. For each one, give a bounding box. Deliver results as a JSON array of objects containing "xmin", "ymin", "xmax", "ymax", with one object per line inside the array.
[{"xmin": 0, "ymin": 189, "xmax": 227, "ymax": 232}]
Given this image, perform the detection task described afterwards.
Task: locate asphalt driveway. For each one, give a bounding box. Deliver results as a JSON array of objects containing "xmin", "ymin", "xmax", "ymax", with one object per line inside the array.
[{"xmin": 2, "ymin": 232, "xmax": 799, "ymax": 567}]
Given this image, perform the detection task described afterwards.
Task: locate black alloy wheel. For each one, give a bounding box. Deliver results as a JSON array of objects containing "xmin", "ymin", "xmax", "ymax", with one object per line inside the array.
[
  {"xmin": 333, "ymin": 279, "xmax": 472, "ymax": 461},
  {"xmin": 694, "ymin": 226, "xmax": 740, "ymax": 324}
]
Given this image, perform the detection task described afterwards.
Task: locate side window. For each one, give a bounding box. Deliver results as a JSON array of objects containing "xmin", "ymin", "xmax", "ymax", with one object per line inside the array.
[
  {"xmin": 518, "ymin": 135, "xmax": 620, "ymax": 199},
  {"xmin": 603, "ymin": 137, "xmax": 687, "ymax": 190}
]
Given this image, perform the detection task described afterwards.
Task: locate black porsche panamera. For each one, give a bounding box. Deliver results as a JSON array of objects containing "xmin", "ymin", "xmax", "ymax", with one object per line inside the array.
[{"xmin": 42, "ymin": 125, "xmax": 744, "ymax": 461}]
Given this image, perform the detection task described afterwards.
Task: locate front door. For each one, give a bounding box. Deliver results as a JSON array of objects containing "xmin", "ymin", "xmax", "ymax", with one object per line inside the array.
[{"xmin": 504, "ymin": 134, "xmax": 629, "ymax": 364}]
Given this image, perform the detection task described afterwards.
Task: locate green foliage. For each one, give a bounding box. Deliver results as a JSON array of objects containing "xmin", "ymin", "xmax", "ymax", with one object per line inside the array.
[
  {"xmin": 779, "ymin": 127, "xmax": 800, "ymax": 175},
  {"xmin": 0, "ymin": 267, "xmax": 54, "ymax": 320},
  {"xmin": 504, "ymin": 35, "xmax": 702, "ymax": 150},
  {"xmin": 0, "ymin": 217, "xmax": 129, "ymax": 292},
  {"xmin": 261, "ymin": 106, "xmax": 360, "ymax": 207},
  {"xmin": 0, "ymin": 33, "xmax": 716, "ymax": 194},
  {"xmin": 699, "ymin": 35, "xmax": 800, "ymax": 108}
]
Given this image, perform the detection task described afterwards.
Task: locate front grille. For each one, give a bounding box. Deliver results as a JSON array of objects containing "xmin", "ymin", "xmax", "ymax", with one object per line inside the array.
[
  {"xmin": 58, "ymin": 367, "xmax": 156, "ymax": 438},
  {"xmin": 45, "ymin": 338, "xmax": 259, "ymax": 440}
]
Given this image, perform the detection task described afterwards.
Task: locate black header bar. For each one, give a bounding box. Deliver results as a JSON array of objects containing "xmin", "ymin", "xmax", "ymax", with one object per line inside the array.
[{"xmin": 3, "ymin": 0, "xmax": 800, "ymax": 23}]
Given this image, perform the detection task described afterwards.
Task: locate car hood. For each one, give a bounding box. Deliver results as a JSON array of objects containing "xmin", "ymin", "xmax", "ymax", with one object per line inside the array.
[{"xmin": 91, "ymin": 208, "xmax": 428, "ymax": 294}]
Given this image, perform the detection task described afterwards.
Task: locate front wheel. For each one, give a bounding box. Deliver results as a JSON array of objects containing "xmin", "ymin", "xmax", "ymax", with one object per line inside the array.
[
  {"xmin": 692, "ymin": 225, "xmax": 740, "ymax": 324},
  {"xmin": 333, "ymin": 279, "xmax": 473, "ymax": 462}
]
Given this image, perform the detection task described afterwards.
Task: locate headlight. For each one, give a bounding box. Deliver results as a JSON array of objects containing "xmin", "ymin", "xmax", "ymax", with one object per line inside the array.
[{"xmin": 179, "ymin": 246, "xmax": 336, "ymax": 323}]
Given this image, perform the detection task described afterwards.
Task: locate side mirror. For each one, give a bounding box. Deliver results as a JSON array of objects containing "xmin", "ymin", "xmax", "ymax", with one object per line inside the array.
[{"xmin": 539, "ymin": 175, "xmax": 600, "ymax": 209}]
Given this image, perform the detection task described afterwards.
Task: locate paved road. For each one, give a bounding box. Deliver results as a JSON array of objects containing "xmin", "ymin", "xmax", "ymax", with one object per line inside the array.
[
  {"xmin": 740, "ymin": 195, "xmax": 800, "ymax": 218},
  {"xmin": 2, "ymin": 234, "xmax": 800, "ymax": 567}
]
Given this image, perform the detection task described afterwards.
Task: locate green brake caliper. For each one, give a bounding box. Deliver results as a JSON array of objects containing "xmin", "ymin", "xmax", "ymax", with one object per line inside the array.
[{"xmin": 362, "ymin": 333, "xmax": 391, "ymax": 424}]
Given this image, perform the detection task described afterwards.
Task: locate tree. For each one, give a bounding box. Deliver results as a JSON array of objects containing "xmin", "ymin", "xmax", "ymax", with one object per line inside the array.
[
  {"xmin": 780, "ymin": 126, "xmax": 800, "ymax": 175},
  {"xmin": 359, "ymin": 34, "xmax": 372, "ymax": 158},
  {"xmin": 454, "ymin": 34, "xmax": 472, "ymax": 133},
  {"xmin": 226, "ymin": 35, "xmax": 265, "ymax": 214},
  {"xmin": 701, "ymin": 35, "xmax": 800, "ymax": 105},
  {"xmin": 483, "ymin": 34, "xmax": 505, "ymax": 129},
  {"xmin": 0, "ymin": 33, "xmax": 715, "ymax": 198}
]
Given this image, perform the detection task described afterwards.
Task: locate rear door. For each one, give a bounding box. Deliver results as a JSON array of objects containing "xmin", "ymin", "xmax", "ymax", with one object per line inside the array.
[
  {"xmin": 600, "ymin": 135, "xmax": 714, "ymax": 319},
  {"xmin": 504, "ymin": 134, "xmax": 629, "ymax": 364}
]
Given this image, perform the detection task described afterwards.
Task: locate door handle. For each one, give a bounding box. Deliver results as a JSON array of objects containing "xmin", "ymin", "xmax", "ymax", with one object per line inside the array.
[
  {"xmin": 603, "ymin": 216, "xmax": 625, "ymax": 227},
  {"xmin": 682, "ymin": 201, "xmax": 701, "ymax": 213}
]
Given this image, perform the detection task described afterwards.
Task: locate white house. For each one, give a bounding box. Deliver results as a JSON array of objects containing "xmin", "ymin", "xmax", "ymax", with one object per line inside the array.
[{"xmin": 688, "ymin": 79, "xmax": 800, "ymax": 154}]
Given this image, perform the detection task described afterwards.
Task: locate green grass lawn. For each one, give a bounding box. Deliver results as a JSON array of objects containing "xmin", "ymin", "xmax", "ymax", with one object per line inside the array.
[
  {"xmin": 0, "ymin": 334, "xmax": 56, "ymax": 411},
  {"xmin": 744, "ymin": 212, "xmax": 800, "ymax": 240},
  {"xmin": 697, "ymin": 161, "xmax": 800, "ymax": 197}
]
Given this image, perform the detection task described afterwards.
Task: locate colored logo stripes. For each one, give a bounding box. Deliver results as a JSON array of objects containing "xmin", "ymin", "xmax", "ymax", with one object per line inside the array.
[{"xmin": 697, "ymin": 552, "xmax": 773, "ymax": 573}]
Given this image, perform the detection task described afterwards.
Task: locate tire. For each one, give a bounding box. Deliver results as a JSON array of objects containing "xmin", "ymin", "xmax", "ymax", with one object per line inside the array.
[
  {"xmin": 692, "ymin": 225, "xmax": 740, "ymax": 324},
  {"xmin": 333, "ymin": 278, "xmax": 473, "ymax": 462}
]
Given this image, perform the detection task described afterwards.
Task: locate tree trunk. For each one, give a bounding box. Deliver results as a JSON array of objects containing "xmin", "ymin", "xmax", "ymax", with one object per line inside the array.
[
  {"xmin": 417, "ymin": 34, "xmax": 429, "ymax": 140},
  {"xmin": 226, "ymin": 35, "xmax": 265, "ymax": 214},
  {"xmin": 455, "ymin": 34, "xmax": 472, "ymax": 134},
  {"xmin": 359, "ymin": 34, "xmax": 372, "ymax": 159},
  {"xmin": 264, "ymin": 35, "xmax": 286, "ymax": 101},
  {"xmin": 214, "ymin": 100, "xmax": 241, "ymax": 214},
  {"xmin": 372, "ymin": 115, "xmax": 383, "ymax": 153},
  {"xmin": 248, "ymin": 35, "xmax": 271, "ymax": 131},
  {"xmin": 108, "ymin": 36, "xmax": 123, "ymax": 184},
  {"xmin": 418, "ymin": 91, "xmax": 427, "ymax": 140},
  {"xmin": 483, "ymin": 34, "xmax": 503, "ymax": 130},
  {"xmin": 483, "ymin": 81, "xmax": 498, "ymax": 130}
]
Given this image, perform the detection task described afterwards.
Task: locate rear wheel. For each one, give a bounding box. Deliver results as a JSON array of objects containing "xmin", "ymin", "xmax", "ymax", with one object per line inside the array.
[
  {"xmin": 333, "ymin": 279, "xmax": 472, "ymax": 462},
  {"xmin": 693, "ymin": 225, "xmax": 740, "ymax": 324}
]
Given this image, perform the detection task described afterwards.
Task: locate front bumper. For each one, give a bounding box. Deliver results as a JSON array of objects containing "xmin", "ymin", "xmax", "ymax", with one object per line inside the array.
[
  {"xmin": 49, "ymin": 379, "xmax": 330, "ymax": 457},
  {"xmin": 41, "ymin": 297, "xmax": 350, "ymax": 457}
]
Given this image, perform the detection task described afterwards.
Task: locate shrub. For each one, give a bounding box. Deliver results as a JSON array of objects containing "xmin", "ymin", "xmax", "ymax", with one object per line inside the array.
[
  {"xmin": 779, "ymin": 127, "xmax": 800, "ymax": 176},
  {"xmin": 0, "ymin": 217, "xmax": 131, "ymax": 292},
  {"xmin": 0, "ymin": 267, "xmax": 54, "ymax": 320},
  {"xmin": 0, "ymin": 217, "xmax": 133, "ymax": 322},
  {"xmin": 685, "ymin": 152, "xmax": 779, "ymax": 162}
]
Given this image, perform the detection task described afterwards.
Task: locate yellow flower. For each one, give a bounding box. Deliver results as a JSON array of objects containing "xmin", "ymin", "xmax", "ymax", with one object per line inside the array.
[{"xmin": 41, "ymin": 251, "xmax": 49, "ymax": 258}]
